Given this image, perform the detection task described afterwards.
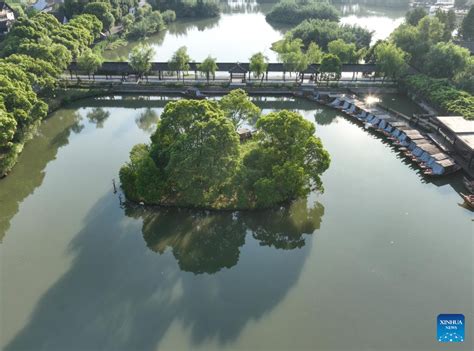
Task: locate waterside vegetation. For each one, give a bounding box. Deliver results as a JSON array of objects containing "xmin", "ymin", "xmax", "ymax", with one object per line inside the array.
[{"xmin": 120, "ymin": 91, "xmax": 330, "ymax": 209}]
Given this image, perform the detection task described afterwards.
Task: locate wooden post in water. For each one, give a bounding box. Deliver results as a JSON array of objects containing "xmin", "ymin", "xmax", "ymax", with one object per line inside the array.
[{"xmin": 112, "ymin": 179, "xmax": 117, "ymax": 194}]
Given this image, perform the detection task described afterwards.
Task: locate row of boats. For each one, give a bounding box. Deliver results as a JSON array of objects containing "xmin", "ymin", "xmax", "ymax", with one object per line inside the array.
[{"xmin": 319, "ymin": 94, "xmax": 461, "ymax": 177}]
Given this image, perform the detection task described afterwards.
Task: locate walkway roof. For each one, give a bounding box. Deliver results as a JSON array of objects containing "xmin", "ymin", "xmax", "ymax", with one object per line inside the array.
[{"xmin": 436, "ymin": 116, "xmax": 474, "ymax": 151}]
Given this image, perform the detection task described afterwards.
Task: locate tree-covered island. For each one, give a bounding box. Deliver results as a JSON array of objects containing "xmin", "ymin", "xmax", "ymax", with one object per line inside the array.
[{"xmin": 120, "ymin": 90, "xmax": 330, "ymax": 209}]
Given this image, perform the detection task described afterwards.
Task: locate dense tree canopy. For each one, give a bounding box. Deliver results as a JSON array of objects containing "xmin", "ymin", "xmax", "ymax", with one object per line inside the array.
[
  {"xmin": 266, "ymin": 0, "xmax": 340, "ymax": 25},
  {"xmin": 169, "ymin": 46, "xmax": 191, "ymax": 80},
  {"xmin": 218, "ymin": 89, "xmax": 261, "ymax": 126},
  {"xmin": 288, "ymin": 19, "xmax": 372, "ymax": 51},
  {"xmin": 454, "ymin": 58, "xmax": 474, "ymax": 94},
  {"xmin": 77, "ymin": 49, "xmax": 104, "ymax": 79},
  {"xmin": 319, "ymin": 54, "xmax": 342, "ymax": 85},
  {"xmin": 271, "ymin": 38, "xmax": 322, "ymax": 80},
  {"xmin": 424, "ymin": 42, "xmax": 470, "ymax": 78},
  {"xmin": 249, "ymin": 52, "xmax": 269, "ymax": 81},
  {"xmin": 129, "ymin": 44, "xmax": 155, "ymax": 79},
  {"xmin": 198, "ymin": 56, "xmax": 218, "ymax": 82},
  {"xmin": 125, "ymin": 4, "xmax": 170, "ymax": 39},
  {"xmin": 327, "ymin": 39, "xmax": 358, "ymax": 64},
  {"xmin": 385, "ymin": 7, "xmax": 473, "ymax": 119},
  {"xmin": 120, "ymin": 93, "xmax": 330, "ymax": 209},
  {"xmin": 148, "ymin": 0, "xmax": 220, "ymax": 19},
  {"xmin": 390, "ymin": 16, "xmax": 445, "ymax": 67},
  {"xmin": 0, "ymin": 12, "xmax": 103, "ymax": 176},
  {"xmin": 375, "ymin": 42, "xmax": 408, "ymax": 80},
  {"xmin": 405, "ymin": 7, "xmax": 427, "ymax": 26},
  {"xmin": 459, "ymin": 5, "xmax": 474, "ymax": 40}
]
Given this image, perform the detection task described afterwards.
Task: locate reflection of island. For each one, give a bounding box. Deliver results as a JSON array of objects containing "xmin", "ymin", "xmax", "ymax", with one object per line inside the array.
[
  {"xmin": 127, "ymin": 198, "xmax": 324, "ymax": 274},
  {"xmin": 5, "ymin": 194, "xmax": 324, "ymax": 350}
]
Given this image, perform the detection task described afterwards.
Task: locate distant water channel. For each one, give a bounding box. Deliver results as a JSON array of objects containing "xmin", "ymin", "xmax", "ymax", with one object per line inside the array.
[
  {"xmin": 103, "ymin": 0, "xmax": 409, "ymax": 62},
  {"xmin": 0, "ymin": 94, "xmax": 472, "ymax": 351}
]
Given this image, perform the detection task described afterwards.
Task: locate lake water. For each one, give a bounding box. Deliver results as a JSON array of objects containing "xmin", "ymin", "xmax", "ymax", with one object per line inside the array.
[
  {"xmin": 103, "ymin": 0, "xmax": 408, "ymax": 62},
  {"xmin": 1, "ymin": 2, "xmax": 473, "ymax": 350},
  {"xmin": 0, "ymin": 94, "xmax": 472, "ymax": 351}
]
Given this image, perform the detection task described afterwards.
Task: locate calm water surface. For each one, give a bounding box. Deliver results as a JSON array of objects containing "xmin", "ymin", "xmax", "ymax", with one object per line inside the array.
[
  {"xmin": 0, "ymin": 94, "xmax": 472, "ymax": 351},
  {"xmin": 103, "ymin": 0, "xmax": 409, "ymax": 62}
]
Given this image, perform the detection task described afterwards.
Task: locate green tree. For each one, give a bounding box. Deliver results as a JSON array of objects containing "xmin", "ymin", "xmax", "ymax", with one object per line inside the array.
[
  {"xmin": 150, "ymin": 99, "xmax": 240, "ymax": 206},
  {"xmin": 328, "ymin": 39, "xmax": 358, "ymax": 63},
  {"xmin": 435, "ymin": 8, "xmax": 456, "ymax": 40},
  {"xmin": 288, "ymin": 19, "xmax": 372, "ymax": 50},
  {"xmin": 266, "ymin": 0, "xmax": 340, "ymax": 25},
  {"xmin": 405, "ymin": 7, "xmax": 427, "ymax": 26},
  {"xmin": 197, "ymin": 56, "xmax": 218, "ymax": 83},
  {"xmin": 219, "ymin": 89, "xmax": 261, "ymax": 126},
  {"xmin": 319, "ymin": 54, "xmax": 341, "ymax": 86},
  {"xmin": 245, "ymin": 110, "xmax": 330, "ymax": 207},
  {"xmin": 129, "ymin": 44, "xmax": 155, "ymax": 80},
  {"xmin": 375, "ymin": 42, "xmax": 409, "ymax": 81},
  {"xmin": 364, "ymin": 40, "xmax": 385, "ymax": 64},
  {"xmin": 77, "ymin": 49, "xmax": 104, "ymax": 80},
  {"xmin": 454, "ymin": 58, "xmax": 474, "ymax": 94},
  {"xmin": 0, "ymin": 106, "xmax": 17, "ymax": 148},
  {"xmin": 459, "ymin": 5, "xmax": 474, "ymax": 40},
  {"xmin": 4, "ymin": 54, "xmax": 59, "ymax": 90},
  {"xmin": 169, "ymin": 46, "xmax": 191, "ymax": 81},
  {"xmin": 417, "ymin": 16, "xmax": 445, "ymax": 45},
  {"xmin": 120, "ymin": 95, "xmax": 331, "ymax": 209},
  {"xmin": 425, "ymin": 42, "xmax": 470, "ymax": 78},
  {"xmin": 249, "ymin": 52, "xmax": 268, "ymax": 83},
  {"xmin": 83, "ymin": 2, "xmax": 115, "ymax": 32},
  {"xmin": 306, "ymin": 42, "xmax": 322, "ymax": 64}
]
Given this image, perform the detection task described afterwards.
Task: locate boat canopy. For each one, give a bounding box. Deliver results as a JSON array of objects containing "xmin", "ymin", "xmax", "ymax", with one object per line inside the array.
[
  {"xmin": 430, "ymin": 158, "xmax": 456, "ymax": 175},
  {"xmin": 418, "ymin": 144, "xmax": 442, "ymax": 162},
  {"xmin": 426, "ymin": 152, "xmax": 449, "ymax": 167}
]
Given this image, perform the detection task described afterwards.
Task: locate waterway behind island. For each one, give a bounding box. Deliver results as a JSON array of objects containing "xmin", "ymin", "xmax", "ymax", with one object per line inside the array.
[{"xmin": 103, "ymin": 0, "xmax": 408, "ymax": 62}]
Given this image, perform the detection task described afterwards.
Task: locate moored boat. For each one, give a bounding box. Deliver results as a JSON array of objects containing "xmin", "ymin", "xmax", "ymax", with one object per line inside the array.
[
  {"xmin": 182, "ymin": 87, "xmax": 206, "ymax": 99},
  {"xmin": 460, "ymin": 193, "xmax": 474, "ymax": 209},
  {"xmin": 463, "ymin": 177, "xmax": 474, "ymax": 193}
]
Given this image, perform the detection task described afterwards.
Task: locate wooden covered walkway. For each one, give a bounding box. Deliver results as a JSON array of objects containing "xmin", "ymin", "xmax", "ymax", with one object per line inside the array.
[{"xmin": 68, "ymin": 62, "xmax": 400, "ymax": 83}]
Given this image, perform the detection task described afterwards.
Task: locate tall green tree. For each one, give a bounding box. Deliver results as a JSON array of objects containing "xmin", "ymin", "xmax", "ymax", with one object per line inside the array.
[
  {"xmin": 459, "ymin": 5, "xmax": 474, "ymax": 40},
  {"xmin": 129, "ymin": 44, "xmax": 155, "ymax": 80},
  {"xmin": 425, "ymin": 42, "xmax": 470, "ymax": 78},
  {"xmin": 246, "ymin": 110, "xmax": 330, "ymax": 207},
  {"xmin": 77, "ymin": 49, "xmax": 104, "ymax": 80},
  {"xmin": 454, "ymin": 57, "xmax": 474, "ymax": 94},
  {"xmin": 328, "ymin": 39, "xmax": 358, "ymax": 64},
  {"xmin": 435, "ymin": 8, "xmax": 456, "ymax": 40},
  {"xmin": 198, "ymin": 56, "xmax": 218, "ymax": 83},
  {"xmin": 319, "ymin": 54, "xmax": 341, "ymax": 86},
  {"xmin": 249, "ymin": 52, "xmax": 268, "ymax": 83},
  {"xmin": 83, "ymin": 2, "xmax": 115, "ymax": 32},
  {"xmin": 405, "ymin": 7, "xmax": 427, "ymax": 26},
  {"xmin": 306, "ymin": 42, "xmax": 322, "ymax": 64},
  {"xmin": 375, "ymin": 42, "xmax": 408, "ymax": 81},
  {"xmin": 169, "ymin": 46, "xmax": 191, "ymax": 81},
  {"xmin": 0, "ymin": 105, "xmax": 17, "ymax": 149},
  {"xmin": 150, "ymin": 99, "xmax": 240, "ymax": 206},
  {"xmin": 219, "ymin": 89, "xmax": 261, "ymax": 126}
]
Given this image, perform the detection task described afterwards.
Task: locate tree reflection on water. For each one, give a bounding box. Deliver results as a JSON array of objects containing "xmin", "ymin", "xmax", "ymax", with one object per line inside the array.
[{"xmin": 126, "ymin": 198, "xmax": 325, "ymax": 274}]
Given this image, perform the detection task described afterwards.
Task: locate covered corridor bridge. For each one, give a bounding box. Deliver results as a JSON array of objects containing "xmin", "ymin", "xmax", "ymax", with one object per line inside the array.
[{"xmin": 67, "ymin": 62, "xmax": 384, "ymax": 81}]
